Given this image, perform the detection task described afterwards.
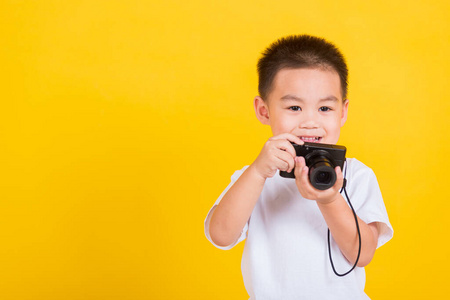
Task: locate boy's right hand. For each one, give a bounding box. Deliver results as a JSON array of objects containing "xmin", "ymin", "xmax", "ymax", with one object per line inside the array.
[{"xmin": 251, "ymin": 133, "xmax": 304, "ymax": 179}]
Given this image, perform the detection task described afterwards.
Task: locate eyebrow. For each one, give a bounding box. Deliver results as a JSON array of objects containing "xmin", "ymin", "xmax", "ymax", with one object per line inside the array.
[
  {"xmin": 280, "ymin": 94, "xmax": 339, "ymax": 102},
  {"xmin": 280, "ymin": 95, "xmax": 304, "ymax": 102}
]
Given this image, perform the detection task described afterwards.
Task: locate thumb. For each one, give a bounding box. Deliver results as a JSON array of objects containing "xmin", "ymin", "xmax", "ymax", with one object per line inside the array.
[{"xmin": 294, "ymin": 157, "xmax": 305, "ymax": 179}]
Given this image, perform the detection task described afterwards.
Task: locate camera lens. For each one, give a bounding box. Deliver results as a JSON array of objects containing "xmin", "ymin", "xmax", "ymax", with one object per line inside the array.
[
  {"xmin": 310, "ymin": 165, "xmax": 336, "ymax": 190},
  {"xmin": 316, "ymin": 171, "xmax": 331, "ymax": 184},
  {"xmin": 306, "ymin": 151, "xmax": 337, "ymax": 190}
]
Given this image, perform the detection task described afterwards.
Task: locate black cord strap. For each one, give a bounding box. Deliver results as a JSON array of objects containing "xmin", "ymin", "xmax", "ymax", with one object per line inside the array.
[{"xmin": 328, "ymin": 164, "xmax": 362, "ymax": 276}]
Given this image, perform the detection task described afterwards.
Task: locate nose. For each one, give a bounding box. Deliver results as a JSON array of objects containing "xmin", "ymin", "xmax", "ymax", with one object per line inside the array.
[
  {"xmin": 299, "ymin": 112, "xmax": 319, "ymax": 129},
  {"xmin": 300, "ymin": 120, "xmax": 318, "ymax": 129}
]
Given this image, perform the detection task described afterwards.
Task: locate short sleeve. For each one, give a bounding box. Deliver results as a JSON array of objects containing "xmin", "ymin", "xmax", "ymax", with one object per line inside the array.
[
  {"xmin": 204, "ymin": 166, "xmax": 249, "ymax": 250},
  {"xmin": 345, "ymin": 159, "xmax": 394, "ymax": 248}
]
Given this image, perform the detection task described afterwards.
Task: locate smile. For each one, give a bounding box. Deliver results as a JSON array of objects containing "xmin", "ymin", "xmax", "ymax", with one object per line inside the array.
[{"xmin": 299, "ymin": 136, "xmax": 322, "ymax": 143}]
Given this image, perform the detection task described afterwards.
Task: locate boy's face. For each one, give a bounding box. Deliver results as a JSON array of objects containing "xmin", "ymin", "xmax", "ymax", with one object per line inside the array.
[{"xmin": 255, "ymin": 68, "xmax": 349, "ymax": 145}]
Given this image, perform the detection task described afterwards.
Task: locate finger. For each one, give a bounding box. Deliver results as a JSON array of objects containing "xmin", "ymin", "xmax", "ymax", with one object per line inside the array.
[
  {"xmin": 274, "ymin": 149, "xmax": 296, "ymax": 172},
  {"xmin": 285, "ymin": 133, "xmax": 305, "ymax": 145},
  {"xmin": 271, "ymin": 133, "xmax": 304, "ymax": 145},
  {"xmin": 276, "ymin": 139, "xmax": 297, "ymax": 158},
  {"xmin": 300, "ymin": 164, "xmax": 310, "ymax": 187},
  {"xmin": 334, "ymin": 166, "xmax": 344, "ymax": 189},
  {"xmin": 296, "ymin": 159, "xmax": 317, "ymax": 198},
  {"xmin": 294, "ymin": 156, "xmax": 306, "ymax": 179},
  {"xmin": 296, "ymin": 157, "xmax": 316, "ymax": 190},
  {"xmin": 284, "ymin": 133, "xmax": 304, "ymax": 145},
  {"xmin": 272, "ymin": 156, "xmax": 289, "ymax": 173}
]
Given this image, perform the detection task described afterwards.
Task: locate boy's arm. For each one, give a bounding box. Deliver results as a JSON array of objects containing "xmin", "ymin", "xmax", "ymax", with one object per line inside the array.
[
  {"xmin": 208, "ymin": 164, "xmax": 265, "ymax": 247},
  {"xmin": 294, "ymin": 157, "xmax": 378, "ymax": 267},
  {"xmin": 209, "ymin": 134, "xmax": 303, "ymax": 247},
  {"xmin": 316, "ymin": 195, "xmax": 379, "ymax": 267}
]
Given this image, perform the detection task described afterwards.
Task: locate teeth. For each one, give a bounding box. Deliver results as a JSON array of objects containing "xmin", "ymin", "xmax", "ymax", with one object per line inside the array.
[{"xmin": 300, "ymin": 136, "xmax": 321, "ymax": 142}]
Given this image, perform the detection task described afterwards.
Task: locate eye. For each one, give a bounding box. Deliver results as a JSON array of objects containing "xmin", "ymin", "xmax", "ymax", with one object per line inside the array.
[
  {"xmin": 319, "ymin": 106, "xmax": 332, "ymax": 112},
  {"xmin": 289, "ymin": 106, "xmax": 301, "ymax": 111}
]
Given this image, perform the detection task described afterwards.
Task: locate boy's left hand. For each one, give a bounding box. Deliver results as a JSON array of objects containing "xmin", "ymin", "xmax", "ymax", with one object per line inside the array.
[{"xmin": 294, "ymin": 156, "xmax": 343, "ymax": 205}]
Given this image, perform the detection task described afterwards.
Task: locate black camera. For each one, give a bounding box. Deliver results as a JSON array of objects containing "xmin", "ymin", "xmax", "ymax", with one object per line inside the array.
[{"xmin": 280, "ymin": 142, "xmax": 346, "ymax": 190}]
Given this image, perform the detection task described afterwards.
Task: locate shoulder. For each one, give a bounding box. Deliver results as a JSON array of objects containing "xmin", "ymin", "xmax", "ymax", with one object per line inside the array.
[
  {"xmin": 345, "ymin": 158, "xmax": 376, "ymax": 178},
  {"xmin": 346, "ymin": 157, "xmax": 371, "ymax": 171},
  {"xmin": 345, "ymin": 159, "xmax": 393, "ymax": 248},
  {"xmin": 344, "ymin": 158, "xmax": 381, "ymax": 192}
]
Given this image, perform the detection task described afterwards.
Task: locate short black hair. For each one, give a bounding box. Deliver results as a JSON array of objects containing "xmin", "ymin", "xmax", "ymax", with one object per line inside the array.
[{"xmin": 257, "ymin": 35, "xmax": 348, "ymax": 100}]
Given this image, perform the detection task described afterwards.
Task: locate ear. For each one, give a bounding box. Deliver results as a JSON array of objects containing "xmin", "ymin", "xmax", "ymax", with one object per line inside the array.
[
  {"xmin": 340, "ymin": 99, "xmax": 349, "ymax": 127},
  {"xmin": 254, "ymin": 96, "xmax": 270, "ymax": 125}
]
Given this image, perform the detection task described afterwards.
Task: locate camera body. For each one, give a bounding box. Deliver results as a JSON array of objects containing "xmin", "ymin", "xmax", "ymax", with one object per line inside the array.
[{"xmin": 280, "ymin": 142, "xmax": 346, "ymax": 190}]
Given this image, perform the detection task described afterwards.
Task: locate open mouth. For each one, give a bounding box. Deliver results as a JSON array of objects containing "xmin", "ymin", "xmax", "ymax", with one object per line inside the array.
[{"xmin": 299, "ymin": 136, "xmax": 322, "ymax": 143}]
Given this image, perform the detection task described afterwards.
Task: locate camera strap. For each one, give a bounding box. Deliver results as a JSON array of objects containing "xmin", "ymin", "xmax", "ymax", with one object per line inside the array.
[{"xmin": 327, "ymin": 160, "xmax": 362, "ymax": 276}]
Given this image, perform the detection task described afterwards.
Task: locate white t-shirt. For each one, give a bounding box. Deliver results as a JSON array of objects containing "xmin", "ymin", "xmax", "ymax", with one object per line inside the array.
[{"xmin": 205, "ymin": 158, "xmax": 393, "ymax": 300}]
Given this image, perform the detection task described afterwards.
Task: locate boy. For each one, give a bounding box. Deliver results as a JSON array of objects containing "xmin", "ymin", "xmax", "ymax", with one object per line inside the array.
[{"xmin": 204, "ymin": 35, "xmax": 393, "ymax": 299}]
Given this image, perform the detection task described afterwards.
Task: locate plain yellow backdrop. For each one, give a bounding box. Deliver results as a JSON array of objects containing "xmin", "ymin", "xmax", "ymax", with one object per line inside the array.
[{"xmin": 1, "ymin": 0, "xmax": 449, "ymax": 299}]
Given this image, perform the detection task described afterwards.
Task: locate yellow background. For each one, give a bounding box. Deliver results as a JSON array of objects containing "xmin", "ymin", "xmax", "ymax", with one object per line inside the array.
[{"xmin": 1, "ymin": 0, "xmax": 448, "ymax": 299}]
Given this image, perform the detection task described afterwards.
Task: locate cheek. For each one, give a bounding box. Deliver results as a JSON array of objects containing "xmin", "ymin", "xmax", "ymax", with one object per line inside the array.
[
  {"xmin": 327, "ymin": 118, "xmax": 343, "ymax": 134},
  {"xmin": 270, "ymin": 117, "xmax": 293, "ymax": 134},
  {"xmin": 277, "ymin": 116, "xmax": 296, "ymax": 130}
]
